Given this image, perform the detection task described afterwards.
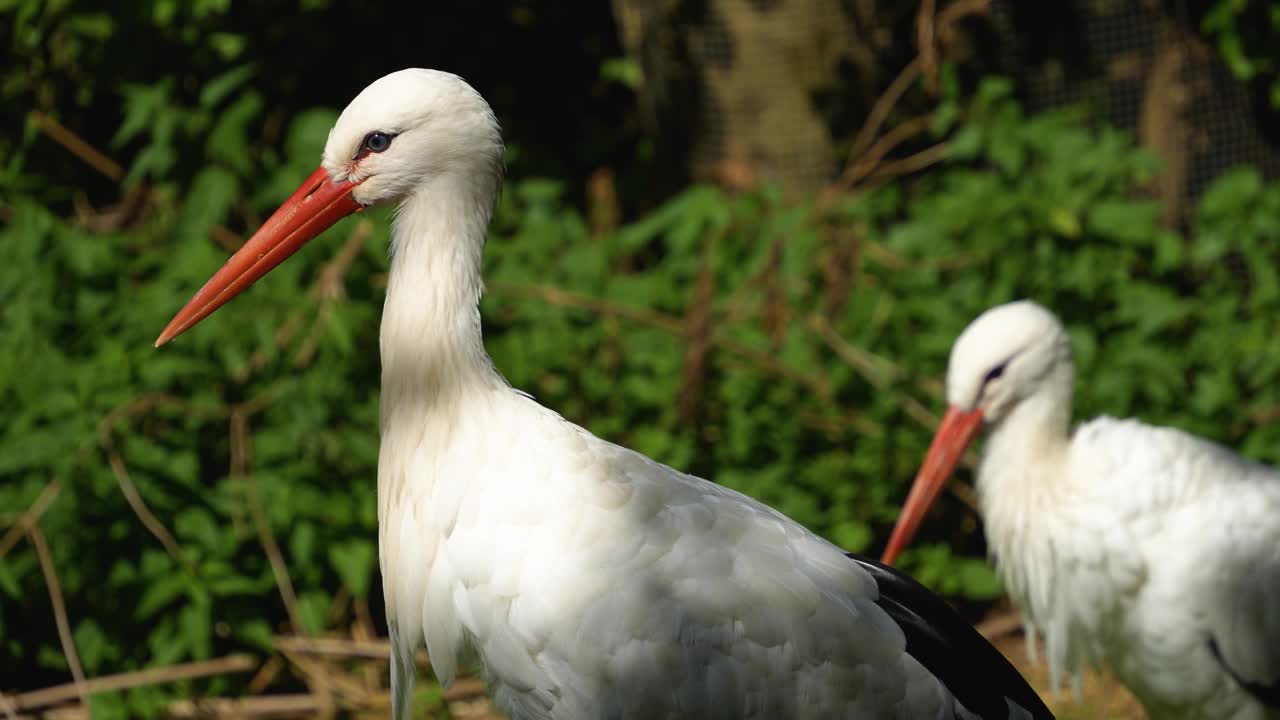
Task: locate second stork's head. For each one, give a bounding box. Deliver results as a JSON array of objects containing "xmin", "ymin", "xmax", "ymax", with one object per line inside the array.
[{"xmin": 881, "ymin": 300, "xmax": 1073, "ymax": 564}]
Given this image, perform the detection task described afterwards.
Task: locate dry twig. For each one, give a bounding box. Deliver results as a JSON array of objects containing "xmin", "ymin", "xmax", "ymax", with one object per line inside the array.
[
  {"xmin": 273, "ymin": 635, "xmax": 432, "ymax": 665},
  {"xmin": 0, "ymin": 481, "xmax": 62, "ymax": 561},
  {"xmin": 846, "ymin": 58, "xmax": 923, "ymax": 171},
  {"xmin": 29, "ymin": 111, "xmax": 125, "ymax": 182},
  {"xmin": 168, "ymin": 693, "xmax": 323, "ymax": 718},
  {"xmin": 231, "ymin": 410, "xmax": 305, "ymax": 634},
  {"xmin": 864, "ymin": 141, "xmax": 951, "ymax": 183},
  {"xmin": 247, "ymin": 655, "xmax": 286, "ymax": 696},
  {"xmin": 95, "ymin": 394, "xmax": 216, "ymax": 572},
  {"xmin": 26, "ymin": 526, "xmax": 87, "ymax": 712},
  {"xmin": 10, "ymin": 655, "xmax": 257, "ymax": 711},
  {"xmin": 102, "ymin": 446, "xmax": 188, "ymax": 568},
  {"xmin": 823, "ymin": 0, "xmax": 992, "ymax": 200},
  {"xmin": 916, "ymin": 0, "xmax": 939, "ymax": 93},
  {"xmin": 679, "ymin": 237, "xmax": 717, "ymax": 424},
  {"xmin": 839, "ymin": 114, "xmax": 934, "ymax": 188}
]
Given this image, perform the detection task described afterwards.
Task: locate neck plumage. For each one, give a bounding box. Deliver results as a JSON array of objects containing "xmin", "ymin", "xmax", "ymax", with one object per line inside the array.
[
  {"xmin": 975, "ymin": 360, "xmax": 1082, "ymax": 692},
  {"xmin": 380, "ymin": 173, "xmax": 505, "ymax": 413},
  {"xmin": 978, "ymin": 363, "xmax": 1074, "ymax": 506}
]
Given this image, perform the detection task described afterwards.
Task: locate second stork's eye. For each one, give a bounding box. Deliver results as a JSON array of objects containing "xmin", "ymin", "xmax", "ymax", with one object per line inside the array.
[
  {"xmin": 363, "ymin": 131, "xmax": 393, "ymax": 153},
  {"xmin": 983, "ymin": 361, "xmax": 1008, "ymax": 384}
]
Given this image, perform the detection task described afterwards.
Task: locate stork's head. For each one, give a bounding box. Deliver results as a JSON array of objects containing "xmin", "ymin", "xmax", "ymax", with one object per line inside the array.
[
  {"xmin": 322, "ymin": 69, "xmax": 504, "ymax": 208},
  {"xmin": 944, "ymin": 300, "xmax": 1071, "ymax": 425},
  {"xmin": 155, "ymin": 69, "xmax": 502, "ymax": 346},
  {"xmin": 881, "ymin": 300, "xmax": 1072, "ymax": 565}
]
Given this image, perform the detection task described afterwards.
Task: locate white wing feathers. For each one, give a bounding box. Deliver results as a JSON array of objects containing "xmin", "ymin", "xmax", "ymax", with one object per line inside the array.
[
  {"xmin": 382, "ymin": 392, "xmax": 973, "ymax": 719},
  {"xmin": 1068, "ymin": 417, "xmax": 1280, "ymax": 714}
]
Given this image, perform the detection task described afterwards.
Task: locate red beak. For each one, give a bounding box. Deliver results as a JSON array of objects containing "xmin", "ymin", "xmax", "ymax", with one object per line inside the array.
[
  {"xmin": 881, "ymin": 406, "xmax": 984, "ymax": 565},
  {"xmin": 154, "ymin": 166, "xmax": 364, "ymax": 347}
]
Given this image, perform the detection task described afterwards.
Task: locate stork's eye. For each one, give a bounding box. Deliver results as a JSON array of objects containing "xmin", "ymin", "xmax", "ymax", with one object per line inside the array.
[
  {"xmin": 362, "ymin": 131, "xmax": 393, "ymax": 153},
  {"xmin": 983, "ymin": 362, "xmax": 1008, "ymax": 384}
]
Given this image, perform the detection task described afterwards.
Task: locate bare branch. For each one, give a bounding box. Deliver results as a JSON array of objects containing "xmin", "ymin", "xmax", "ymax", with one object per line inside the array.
[
  {"xmin": 846, "ymin": 58, "xmax": 923, "ymax": 169},
  {"xmin": 27, "ymin": 526, "xmax": 87, "ymax": 711},
  {"xmin": 838, "ymin": 114, "xmax": 934, "ymax": 189},
  {"xmin": 0, "ymin": 481, "xmax": 62, "ymax": 561},
  {"xmin": 916, "ymin": 0, "xmax": 939, "ymax": 93},
  {"xmin": 805, "ymin": 313, "xmax": 898, "ymax": 391},
  {"xmin": 103, "ymin": 445, "xmax": 188, "ymax": 570},
  {"xmin": 11, "ymin": 655, "xmax": 257, "ymax": 711},
  {"xmin": 29, "ymin": 111, "xmax": 124, "ymax": 182},
  {"xmin": 273, "ymin": 635, "xmax": 430, "ymax": 666},
  {"xmin": 168, "ymin": 694, "xmax": 323, "ymax": 718},
  {"xmin": 679, "ymin": 238, "xmax": 717, "ymax": 424},
  {"xmin": 865, "ymin": 141, "xmax": 951, "ymax": 182},
  {"xmin": 232, "ymin": 411, "xmax": 304, "ymax": 634}
]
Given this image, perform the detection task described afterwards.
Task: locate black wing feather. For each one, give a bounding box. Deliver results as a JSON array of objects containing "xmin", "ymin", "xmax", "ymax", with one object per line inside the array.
[
  {"xmin": 848, "ymin": 553, "xmax": 1055, "ymax": 720},
  {"xmin": 1208, "ymin": 636, "xmax": 1280, "ymax": 709}
]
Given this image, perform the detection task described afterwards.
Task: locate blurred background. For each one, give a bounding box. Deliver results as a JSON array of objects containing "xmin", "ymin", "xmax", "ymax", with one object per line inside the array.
[{"xmin": 5, "ymin": 0, "xmax": 1280, "ymax": 717}]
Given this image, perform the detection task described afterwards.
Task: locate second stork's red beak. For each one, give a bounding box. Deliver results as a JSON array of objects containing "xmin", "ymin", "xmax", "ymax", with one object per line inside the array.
[
  {"xmin": 880, "ymin": 406, "xmax": 984, "ymax": 565},
  {"xmin": 155, "ymin": 166, "xmax": 364, "ymax": 346}
]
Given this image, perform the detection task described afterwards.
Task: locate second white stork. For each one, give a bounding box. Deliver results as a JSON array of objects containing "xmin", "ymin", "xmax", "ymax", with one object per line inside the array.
[
  {"xmin": 155, "ymin": 69, "xmax": 1051, "ymax": 720},
  {"xmin": 882, "ymin": 299, "xmax": 1280, "ymax": 720}
]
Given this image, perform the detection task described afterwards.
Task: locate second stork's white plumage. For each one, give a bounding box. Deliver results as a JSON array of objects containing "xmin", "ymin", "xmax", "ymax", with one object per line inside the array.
[
  {"xmin": 156, "ymin": 69, "xmax": 1052, "ymax": 720},
  {"xmin": 882, "ymin": 300, "xmax": 1280, "ymax": 720}
]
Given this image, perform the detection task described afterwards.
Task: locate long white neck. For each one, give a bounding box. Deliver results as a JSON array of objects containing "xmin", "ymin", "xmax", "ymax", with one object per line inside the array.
[
  {"xmin": 979, "ymin": 364, "xmax": 1075, "ymax": 503},
  {"xmin": 379, "ymin": 172, "xmax": 506, "ymax": 416},
  {"xmin": 976, "ymin": 361, "xmax": 1075, "ymax": 584},
  {"xmin": 975, "ymin": 361, "xmax": 1074, "ymax": 625},
  {"xmin": 976, "ymin": 358, "xmax": 1107, "ymax": 692}
]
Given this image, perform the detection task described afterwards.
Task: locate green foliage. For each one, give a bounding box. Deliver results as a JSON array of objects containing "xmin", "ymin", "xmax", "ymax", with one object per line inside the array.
[{"xmin": 1202, "ymin": 0, "xmax": 1280, "ymax": 108}]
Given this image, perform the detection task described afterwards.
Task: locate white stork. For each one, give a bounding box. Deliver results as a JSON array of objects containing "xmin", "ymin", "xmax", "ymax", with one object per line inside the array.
[
  {"xmin": 155, "ymin": 69, "xmax": 1052, "ymax": 720},
  {"xmin": 881, "ymin": 299, "xmax": 1280, "ymax": 720}
]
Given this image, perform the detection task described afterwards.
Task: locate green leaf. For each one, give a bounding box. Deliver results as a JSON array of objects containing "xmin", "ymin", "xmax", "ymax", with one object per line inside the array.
[
  {"xmin": 296, "ymin": 591, "xmax": 329, "ymax": 635},
  {"xmin": 1199, "ymin": 167, "xmax": 1262, "ymax": 219},
  {"xmin": 329, "ymin": 539, "xmax": 376, "ymax": 597},
  {"xmin": 237, "ymin": 618, "xmax": 276, "ymax": 652},
  {"xmin": 137, "ymin": 573, "xmax": 189, "ymax": 619},
  {"xmin": 955, "ymin": 559, "xmax": 1002, "ymax": 599},
  {"xmin": 285, "ymin": 109, "xmax": 341, "ymax": 166},
  {"xmin": 599, "ymin": 57, "xmax": 643, "ymax": 89},
  {"xmin": 0, "ymin": 558, "xmax": 21, "ymax": 598},
  {"xmin": 74, "ymin": 618, "xmax": 113, "ymax": 673},
  {"xmin": 831, "ymin": 521, "xmax": 873, "ymax": 554},
  {"xmin": 178, "ymin": 599, "xmax": 212, "ymax": 659},
  {"xmin": 200, "ymin": 64, "xmax": 256, "ymax": 108},
  {"xmin": 1047, "ymin": 207, "xmax": 1081, "ymax": 238},
  {"xmin": 178, "ymin": 166, "xmax": 239, "ymax": 238},
  {"xmin": 176, "ymin": 507, "xmax": 223, "ymax": 553},
  {"xmin": 1087, "ymin": 200, "xmax": 1160, "ymax": 244},
  {"xmin": 207, "ymin": 92, "xmax": 264, "ymax": 173},
  {"xmin": 290, "ymin": 523, "xmax": 316, "ymax": 567}
]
